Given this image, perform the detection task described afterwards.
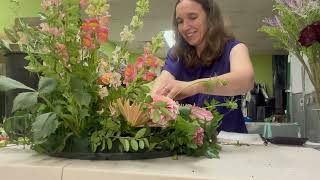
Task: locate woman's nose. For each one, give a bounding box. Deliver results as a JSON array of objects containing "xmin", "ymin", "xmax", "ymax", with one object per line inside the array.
[{"xmin": 182, "ymin": 21, "xmax": 191, "ymax": 31}]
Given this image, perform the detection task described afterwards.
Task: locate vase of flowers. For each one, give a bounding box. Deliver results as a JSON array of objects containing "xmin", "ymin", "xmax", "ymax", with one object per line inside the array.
[
  {"xmin": 0, "ymin": 0, "xmax": 236, "ymax": 159},
  {"xmin": 259, "ymin": 0, "xmax": 320, "ymax": 106}
]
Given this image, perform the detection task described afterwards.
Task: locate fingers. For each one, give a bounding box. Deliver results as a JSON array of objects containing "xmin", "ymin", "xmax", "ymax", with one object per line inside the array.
[{"xmin": 154, "ymin": 84, "xmax": 171, "ymax": 96}]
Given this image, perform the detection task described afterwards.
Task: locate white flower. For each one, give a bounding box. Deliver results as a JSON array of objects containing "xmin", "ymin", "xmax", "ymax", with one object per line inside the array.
[
  {"xmin": 98, "ymin": 86, "xmax": 109, "ymax": 99},
  {"xmin": 110, "ymin": 72, "xmax": 122, "ymax": 88},
  {"xmin": 120, "ymin": 25, "xmax": 135, "ymax": 42},
  {"xmin": 130, "ymin": 15, "xmax": 143, "ymax": 29}
]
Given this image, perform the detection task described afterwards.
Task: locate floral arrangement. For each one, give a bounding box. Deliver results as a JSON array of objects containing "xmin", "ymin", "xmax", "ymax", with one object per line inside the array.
[
  {"xmin": 259, "ymin": 0, "xmax": 320, "ymax": 105},
  {"xmin": 0, "ymin": 0, "xmax": 234, "ymax": 158}
]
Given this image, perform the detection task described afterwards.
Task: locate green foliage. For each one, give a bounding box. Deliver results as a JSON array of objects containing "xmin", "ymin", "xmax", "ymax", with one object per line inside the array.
[
  {"xmin": 12, "ymin": 92, "xmax": 38, "ymax": 112},
  {"xmin": 32, "ymin": 112, "xmax": 59, "ymax": 143},
  {"xmin": 38, "ymin": 77, "xmax": 57, "ymax": 94},
  {"xmin": 0, "ymin": 0, "xmax": 235, "ymax": 159},
  {"xmin": 0, "ymin": 75, "xmax": 35, "ymax": 92}
]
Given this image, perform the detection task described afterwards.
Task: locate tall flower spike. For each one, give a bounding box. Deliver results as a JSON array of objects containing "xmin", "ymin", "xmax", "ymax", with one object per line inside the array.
[{"xmin": 115, "ymin": 99, "xmax": 149, "ymax": 127}]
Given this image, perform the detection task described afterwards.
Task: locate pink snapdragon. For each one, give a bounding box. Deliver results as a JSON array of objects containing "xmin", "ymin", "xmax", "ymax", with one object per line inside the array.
[
  {"xmin": 39, "ymin": 23, "xmax": 63, "ymax": 37},
  {"xmin": 193, "ymin": 127, "xmax": 204, "ymax": 146},
  {"xmin": 55, "ymin": 43, "xmax": 69, "ymax": 64},
  {"xmin": 191, "ymin": 106, "xmax": 213, "ymax": 121}
]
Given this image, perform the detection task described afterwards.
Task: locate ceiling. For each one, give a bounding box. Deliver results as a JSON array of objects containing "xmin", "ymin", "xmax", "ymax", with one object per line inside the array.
[{"xmin": 108, "ymin": 0, "xmax": 285, "ymax": 57}]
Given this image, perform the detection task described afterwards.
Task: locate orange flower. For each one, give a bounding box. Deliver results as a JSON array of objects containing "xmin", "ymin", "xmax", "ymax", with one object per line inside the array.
[
  {"xmin": 82, "ymin": 34, "xmax": 94, "ymax": 49},
  {"xmin": 97, "ymin": 27, "xmax": 109, "ymax": 43},
  {"xmin": 81, "ymin": 18, "xmax": 100, "ymax": 32},
  {"xmin": 124, "ymin": 64, "xmax": 137, "ymax": 85},
  {"xmin": 145, "ymin": 55, "xmax": 159, "ymax": 68},
  {"xmin": 98, "ymin": 72, "xmax": 112, "ymax": 85}
]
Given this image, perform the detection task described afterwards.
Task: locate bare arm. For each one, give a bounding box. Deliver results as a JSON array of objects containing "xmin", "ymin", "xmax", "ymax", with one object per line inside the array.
[
  {"xmin": 197, "ymin": 43, "xmax": 255, "ymax": 96},
  {"xmin": 167, "ymin": 43, "xmax": 254, "ymax": 99}
]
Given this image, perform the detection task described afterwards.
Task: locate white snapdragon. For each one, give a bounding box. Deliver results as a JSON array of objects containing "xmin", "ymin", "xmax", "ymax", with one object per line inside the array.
[{"xmin": 120, "ymin": 25, "xmax": 135, "ymax": 42}]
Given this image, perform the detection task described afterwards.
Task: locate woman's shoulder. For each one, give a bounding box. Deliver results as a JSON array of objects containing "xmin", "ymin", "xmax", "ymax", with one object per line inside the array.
[{"xmin": 225, "ymin": 39, "xmax": 242, "ymax": 49}]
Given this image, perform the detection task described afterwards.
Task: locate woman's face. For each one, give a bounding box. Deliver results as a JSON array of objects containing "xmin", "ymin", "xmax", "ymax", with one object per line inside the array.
[{"xmin": 176, "ymin": 0, "xmax": 208, "ymax": 49}]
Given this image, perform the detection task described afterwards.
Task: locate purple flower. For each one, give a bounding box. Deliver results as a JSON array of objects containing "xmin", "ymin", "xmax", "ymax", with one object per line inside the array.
[
  {"xmin": 298, "ymin": 21, "xmax": 320, "ymax": 47},
  {"xmin": 193, "ymin": 128, "xmax": 204, "ymax": 146},
  {"xmin": 262, "ymin": 16, "xmax": 281, "ymax": 27}
]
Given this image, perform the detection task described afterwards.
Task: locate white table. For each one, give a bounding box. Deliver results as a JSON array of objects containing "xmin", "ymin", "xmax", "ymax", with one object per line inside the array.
[{"xmin": 0, "ymin": 144, "xmax": 319, "ymax": 180}]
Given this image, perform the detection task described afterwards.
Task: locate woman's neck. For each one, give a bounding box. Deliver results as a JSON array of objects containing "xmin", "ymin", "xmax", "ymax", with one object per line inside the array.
[{"xmin": 196, "ymin": 41, "xmax": 206, "ymax": 57}]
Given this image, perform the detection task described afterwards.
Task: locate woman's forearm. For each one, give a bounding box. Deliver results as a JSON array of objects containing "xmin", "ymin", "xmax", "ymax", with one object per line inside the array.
[{"xmin": 193, "ymin": 71, "xmax": 254, "ymax": 96}]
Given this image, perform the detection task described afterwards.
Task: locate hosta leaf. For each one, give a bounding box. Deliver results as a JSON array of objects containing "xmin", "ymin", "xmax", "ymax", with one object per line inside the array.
[
  {"xmin": 0, "ymin": 75, "xmax": 35, "ymax": 92},
  {"xmin": 12, "ymin": 92, "xmax": 38, "ymax": 112},
  {"xmin": 32, "ymin": 113, "xmax": 59, "ymax": 143},
  {"xmin": 38, "ymin": 77, "xmax": 57, "ymax": 94}
]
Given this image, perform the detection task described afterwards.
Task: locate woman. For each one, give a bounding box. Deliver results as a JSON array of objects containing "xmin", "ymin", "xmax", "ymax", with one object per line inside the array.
[{"xmin": 152, "ymin": 0, "xmax": 254, "ymax": 133}]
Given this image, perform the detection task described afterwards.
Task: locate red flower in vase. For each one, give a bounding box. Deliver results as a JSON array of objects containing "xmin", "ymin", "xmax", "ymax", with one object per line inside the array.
[{"xmin": 298, "ymin": 21, "xmax": 320, "ymax": 47}]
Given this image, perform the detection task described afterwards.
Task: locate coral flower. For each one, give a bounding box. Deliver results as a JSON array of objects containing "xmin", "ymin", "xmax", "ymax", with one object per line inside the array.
[
  {"xmin": 98, "ymin": 72, "xmax": 112, "ymax": 85},
  {"xmin": 97, "ymin": 27, "xmax": 109, "ymax": 43},
  {"xmin": 124, "ymin": 64, "xmax": 137, "ymax": 85},
  {"xmin": 142, "ymin": 71, "xmax": 156, "ymax": 81},
  {"xmin": 145, "ymin": 55, "xmax": 159, "ymax": 68},
  {"xmin": 81, "ymin": 18, "xmax": 100, "ymax": 32},
  {"xmin": 82, "ymin": 34, "xmax": 94, "ymax": 49}
]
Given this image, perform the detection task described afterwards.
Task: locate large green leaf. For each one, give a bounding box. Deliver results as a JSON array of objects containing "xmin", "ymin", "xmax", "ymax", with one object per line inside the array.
[
  {"xmin": 32, "ymin": 112, "xmax": 59, "ymax": 143},
  {"xmin": 0, "ymin": 75, "xmax": 35, "ymax": 92},
  {"xmin": 12, "ymin": 92, "xmax": 38, "ymax": 112},
  {"xmin": 38, "ymin": 77, "xmax": 57, "ymax": 94},
  {"xmin": 70, "ymin": 76, "xmax": 91, "ymax": 107}
]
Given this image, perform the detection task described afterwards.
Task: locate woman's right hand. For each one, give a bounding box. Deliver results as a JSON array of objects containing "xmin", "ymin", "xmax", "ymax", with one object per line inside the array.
[{"xmin": 151, "ymin": 70, "xmax": 176, "ymax": 96}]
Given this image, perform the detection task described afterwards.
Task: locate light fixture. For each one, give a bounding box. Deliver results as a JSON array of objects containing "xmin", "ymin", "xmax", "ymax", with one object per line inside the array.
[{"xmin": 163, "ymin": 30, "xmax": 175, "ymax": 48}]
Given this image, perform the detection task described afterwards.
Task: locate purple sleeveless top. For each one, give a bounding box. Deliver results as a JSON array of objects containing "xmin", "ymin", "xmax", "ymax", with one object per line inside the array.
[{"xmin": 163, "ymin": 39, "xmax": 247, "ymax": 133}]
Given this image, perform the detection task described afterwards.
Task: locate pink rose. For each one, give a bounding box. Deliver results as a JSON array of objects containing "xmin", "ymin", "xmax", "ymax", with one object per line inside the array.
[{"xmin": 191, "ymin": 106, "xmax": 213, "ymax": 121}]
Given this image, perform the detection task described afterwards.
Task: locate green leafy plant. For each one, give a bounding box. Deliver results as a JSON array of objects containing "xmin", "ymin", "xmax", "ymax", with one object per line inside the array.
[
  {"xmin": 0, "ymin": 0, "xmax": 235, "ymax": 158},
  {"xmin": 259, "ymin": 0, "xmax": 320, "ymax": 104}
]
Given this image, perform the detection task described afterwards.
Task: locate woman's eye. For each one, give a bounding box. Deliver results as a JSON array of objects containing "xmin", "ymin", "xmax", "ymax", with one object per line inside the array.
[{"xmin": 190, "ymin": 15, "xmax": 197, "ymax": 20}]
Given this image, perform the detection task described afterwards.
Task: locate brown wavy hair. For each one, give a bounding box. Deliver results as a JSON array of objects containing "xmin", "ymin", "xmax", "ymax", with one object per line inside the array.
[{"xmin": 172, "ymin": 0, "xmax": 234, "ymax": 69}]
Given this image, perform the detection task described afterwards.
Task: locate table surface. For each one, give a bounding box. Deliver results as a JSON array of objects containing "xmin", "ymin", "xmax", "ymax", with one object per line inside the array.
[{"xmin": 0, "ymin": 144, "xmax": 319, "ymax": 180}]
